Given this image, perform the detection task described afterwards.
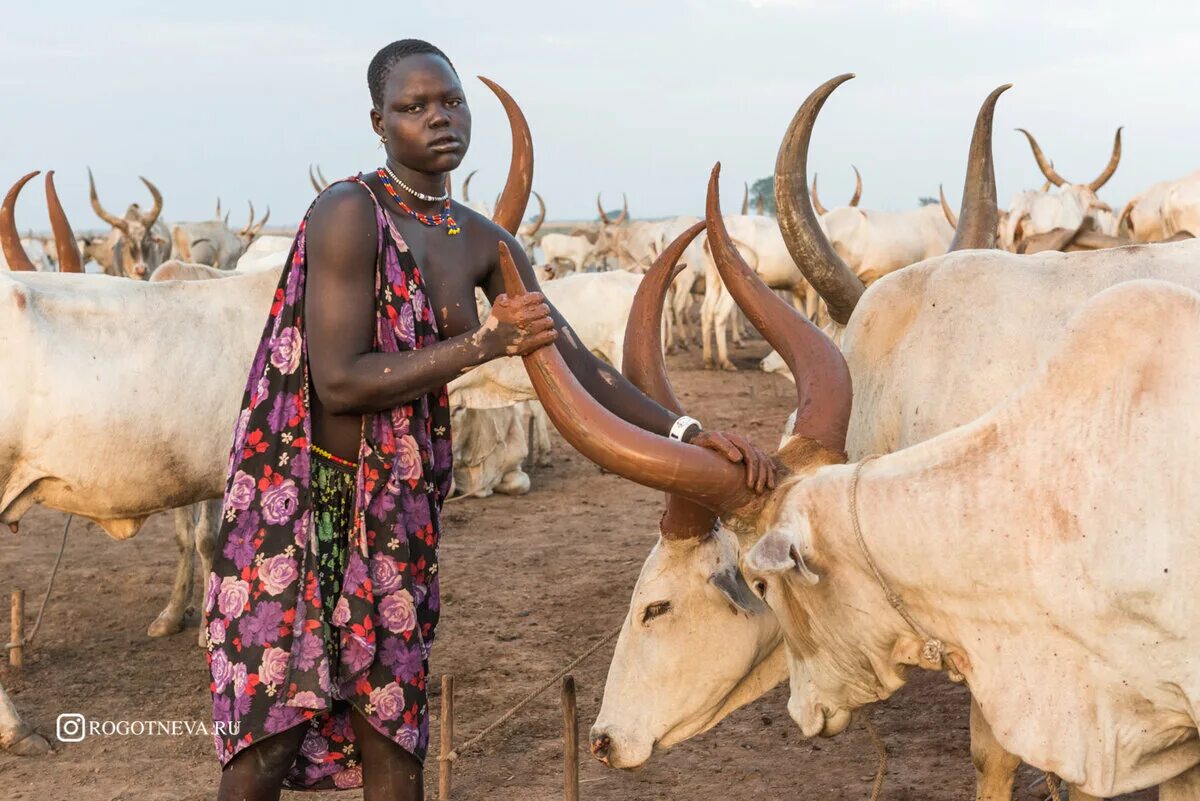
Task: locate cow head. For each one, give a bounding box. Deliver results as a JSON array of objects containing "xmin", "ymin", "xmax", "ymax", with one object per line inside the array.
[
  {"xmin": 591, "ymin": 192, "xmax": 629, "ymax": 268},
  {"xmin": 237, "ymin": 201, "xmax": 271, "ymax": 247},
  {"xmin": 87, "ymin": 168, "xmax": 165, "ymax": 279}
]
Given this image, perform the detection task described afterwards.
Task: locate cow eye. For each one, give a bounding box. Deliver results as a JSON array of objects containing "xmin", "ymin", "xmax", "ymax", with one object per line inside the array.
[
  {"xmin": 641, "ymin": 601, "xmax": 671, "ymax": 625},
  {"xmin": 753, "ymin": 580, "xmax": 767, "ymax": 599}
]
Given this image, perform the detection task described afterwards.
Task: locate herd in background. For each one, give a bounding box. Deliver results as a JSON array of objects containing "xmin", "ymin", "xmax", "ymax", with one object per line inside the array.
[{"xmin": 3, "ymin": 72, "xmax": 1200, "ymax": 801}]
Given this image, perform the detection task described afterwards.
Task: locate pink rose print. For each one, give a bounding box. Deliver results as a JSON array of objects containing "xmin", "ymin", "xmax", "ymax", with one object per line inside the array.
[
  {"xmin": 395, "ymin": 435, "xmax": 422, "ymax": 482},
  {"xmin": 369, "ymin": 682, "xmax": 407, "ymax": 721},
  {"xmin": 227, "ymin": 471, "xmax": 255, "ymax": 512},
  {"xmin": 218, "ymin": 577, "xmax": 250, "ymax": 619},
  {"xmin": 259, "ymin": 646, "xmax": 288, "ymax": 686},
  {"xmin": 379, "ymin": 589, "xmax": 416, "ymax": 634},
  {"xmin": 269, "ymin": 326, "xmax": 302, "ymax": 375},
  {"xmin": 258, "ymin": 554, "xmax": 298, "ymax": 596}
]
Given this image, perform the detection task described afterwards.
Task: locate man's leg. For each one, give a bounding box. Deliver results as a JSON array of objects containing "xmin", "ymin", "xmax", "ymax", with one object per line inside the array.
[
  {"xmin": 216, "ymin": 722, "xmax": 309, "ymax": 801},
  {"xmin": 350, "ymin": 706, "xmax": 424, "ymax": 801}
]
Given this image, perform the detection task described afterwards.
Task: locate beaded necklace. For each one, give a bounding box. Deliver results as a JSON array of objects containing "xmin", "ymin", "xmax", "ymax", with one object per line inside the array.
[{"xmin": 377, "ymin": 167, "xmax": 461, "ymax": 235}]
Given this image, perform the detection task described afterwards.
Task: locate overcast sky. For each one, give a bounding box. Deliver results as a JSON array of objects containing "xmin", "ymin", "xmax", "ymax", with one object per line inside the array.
[{"xmin": 4, "ymin": 1, "xmax": 1199, "ymax": 233}]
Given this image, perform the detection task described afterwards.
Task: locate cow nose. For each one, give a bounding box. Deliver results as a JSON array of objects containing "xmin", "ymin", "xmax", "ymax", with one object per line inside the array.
[
  {"xmin": 134, "ymin": 263, "xmax": 146, "ymax": 277},
  {"xmin": 590, "ymin": 733, "xmax": 611, "ymax": 763}
]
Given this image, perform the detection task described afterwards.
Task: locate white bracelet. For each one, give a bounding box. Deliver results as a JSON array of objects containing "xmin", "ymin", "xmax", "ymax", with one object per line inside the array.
[{"xmin": 669, "ymin": 415, "xmax": 702, "ymax": 442}]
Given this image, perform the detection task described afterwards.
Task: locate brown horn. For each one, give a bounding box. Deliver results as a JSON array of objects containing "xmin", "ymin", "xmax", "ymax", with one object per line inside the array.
[
  {"xmin": 949, "ymin": 84, "xmax": 1010, "ymax": 251},
  {"xmin": 756, "ymin": 194, "xmax": 765, "ymax": 215},
  {"xmin": 775, "ymin": 74, "xmax": 864, "ymax": 326},
  {"xmin": 1088, "ymin": 127, "xmax": 1123, "ymax": 192},
  {"xmin": 139, "ymin": 176, "xmax": 163, "ymax": 227},
  {"xmin": 316, "ymin": 165, "xmax": 329, "ymax": 188},
  {"xmin": 811, "ymin": 174, "xmax": 828, "ymax": 215},
  {"xmin": 1016, "ymin": 128, "xmax": 1066, "ymax": 187},
  {"xmin": 45, "ymin": 172, "xmax": 83, "ymax": 273},
  {"xmin": 250, "ymin": 206, "xmax": 270, "ymax": 239},
  {"xmin": 480, "ymin": 76, "xmax": 534, "ymax": 236},
  {"xmin": 708, "ymin": 163, "xmax": 851, "ymax": 452},
  {"xmin": 1, "ymin": 171, "xmax": 39, "ymax": 271},
  {"xmin": 528, "ymin": 191, "xmax": 546, "ymax": 236},
  {"xmin": 622, "ymin": 220, "xmax": 718, "ymax": 538},
  {"xmin": 242, "ymin": 201, "xmax": 255, "ymax": 237},
  {"xmin": 849, "ymin": 165, "xmax": 863, "ymax": 207},
  {"xmin": 87, "ymin": 167, "xmax": 128, "ymax": 231},
  {"xmin": 741, "ymin": 182, "xmax": 750, "ymax": 215},
  {"xmin": 309, "ymin": 164, "xmax": 324, "ymax": 194},
  {"xmin": 215, "ymin": 197, "xmax": 222, "ymax": 220},
  {"xmin": 597, "ymin": 193, "xmax": 610, "ymax": 223},
  {"xmin": 497, "ymin": 239, "xmax": 752, "ymax": 514},
  {"xmin": 939, "ymin": 184, "xmax": 959, "ymax": 228},
  {"xmin": 615, "ymin": 193, "xmax": 629, "ymax": 225},
  {"xmin": 463, "ymin": 169, "xmax": 478, "ymax": 202}
]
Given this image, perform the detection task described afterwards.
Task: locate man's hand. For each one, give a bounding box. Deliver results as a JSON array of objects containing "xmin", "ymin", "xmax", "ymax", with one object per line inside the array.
[
  {"xmin": 480, "ymin": 292, "xmax": 558, "ymax": 358},
  {"xmin": 685, "ymin": 429, "xmax": 777, "ymax": 493}
]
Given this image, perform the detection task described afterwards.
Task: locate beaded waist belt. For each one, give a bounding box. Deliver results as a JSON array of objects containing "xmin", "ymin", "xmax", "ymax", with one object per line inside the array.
[{"xmin": 311, "ymin": 443, "xmax": 359, "ymax": 470}]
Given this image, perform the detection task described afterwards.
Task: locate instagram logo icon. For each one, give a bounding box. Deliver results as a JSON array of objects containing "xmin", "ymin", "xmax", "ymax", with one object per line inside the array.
[{"xmin": 56, "ymin": 713, "xmax": 87, "ymax": 742}]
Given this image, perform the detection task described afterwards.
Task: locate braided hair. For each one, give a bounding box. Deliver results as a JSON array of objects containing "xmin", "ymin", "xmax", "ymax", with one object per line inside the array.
[{"xmin": 368, "ymin": 39, "xmax": 457, "ymax": 109}]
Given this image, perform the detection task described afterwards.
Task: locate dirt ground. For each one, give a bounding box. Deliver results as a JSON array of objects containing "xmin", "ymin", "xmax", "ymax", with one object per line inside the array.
[{"xmin": 0, "ymin": 341, "xmax": 1154, "ymax": 801}]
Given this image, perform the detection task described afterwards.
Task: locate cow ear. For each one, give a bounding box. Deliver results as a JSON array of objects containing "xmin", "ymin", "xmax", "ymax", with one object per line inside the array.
[
  {"xmin": 745, "ymin": 528, "xmax": 820, "ymax": 587},
  {"xmin": 709, "ymin": 564, "xmax": 766, "ymax": 614}
]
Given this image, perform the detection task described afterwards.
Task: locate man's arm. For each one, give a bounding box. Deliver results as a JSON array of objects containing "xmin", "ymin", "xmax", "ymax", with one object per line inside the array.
[
  {"xmin": 304, "ymin": 184, "xmax": 556, "ymax": 415},
  {"xmin": 482, "ymin": 228, "xmax": 775, "ymax": 491}
]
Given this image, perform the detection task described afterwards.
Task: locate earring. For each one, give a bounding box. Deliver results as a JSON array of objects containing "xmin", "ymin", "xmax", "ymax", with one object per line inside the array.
[{"xmin": 378, "ymin": 135, "xmax": 387, "ymax": 149}]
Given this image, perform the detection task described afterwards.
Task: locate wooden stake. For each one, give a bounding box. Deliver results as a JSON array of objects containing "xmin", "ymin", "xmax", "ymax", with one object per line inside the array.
[
  {"xmin": 9, "ymin": 589, "xmax": 24, "ymax": 670},
  {"xmin": 439, "ymin": 674, "xmax": 454, "ymax": 801},
  {"xmin": 562, "ymin": 674, "xmax": 579, "ymax": 801}
]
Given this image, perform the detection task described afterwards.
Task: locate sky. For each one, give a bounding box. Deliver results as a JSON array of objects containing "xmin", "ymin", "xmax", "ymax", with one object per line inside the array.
[{"xmin": 4, "ymin": 0, "xmax": 1199, "ymax": 233}]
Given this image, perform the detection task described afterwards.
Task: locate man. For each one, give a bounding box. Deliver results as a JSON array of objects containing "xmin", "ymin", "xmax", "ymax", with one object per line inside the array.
[{"xmin": 206, "ymin": 39, "xmax": 774, "ymax": 799}]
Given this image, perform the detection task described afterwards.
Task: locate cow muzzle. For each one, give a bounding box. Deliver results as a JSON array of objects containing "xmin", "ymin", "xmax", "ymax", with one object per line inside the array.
[{"xmin": 587, "ymin": 724, "xmax": 653, "ymax": 770}]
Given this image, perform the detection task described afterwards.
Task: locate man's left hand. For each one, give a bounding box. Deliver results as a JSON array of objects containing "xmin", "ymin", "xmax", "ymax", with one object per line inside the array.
[{"xmin": 685, "ymin": 429, "xmax": 777, "ymax": 493}]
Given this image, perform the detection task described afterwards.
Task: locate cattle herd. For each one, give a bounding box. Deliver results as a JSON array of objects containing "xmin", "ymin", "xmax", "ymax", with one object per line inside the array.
[{"xmin": 1, "ymin": 71, "xmax": 1199, "ymax": 800}]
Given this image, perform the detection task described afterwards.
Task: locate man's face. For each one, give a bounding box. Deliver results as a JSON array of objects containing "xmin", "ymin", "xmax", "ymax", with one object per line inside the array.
[{"xmin": 373, "ymin": 53, "xmax": 471, "ymax": 174}]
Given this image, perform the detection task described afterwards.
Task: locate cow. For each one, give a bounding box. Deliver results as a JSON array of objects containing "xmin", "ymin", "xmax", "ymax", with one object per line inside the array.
[
  {"xmin": 85, "ymin": 167, "xmax": 171, "ymax": 279},
  {"xmin": 573, "ymin": 75, "xmax": 1200, "ymax": 800},
  {"xmin": 171, "ymin": 201, "xmax": 271, "ymax": 270},
  {"xmin": 590, "ymin": 192, "xmax": 632, "ymax": 269},
  {"xmin": 999, "ymin": 127, "xmax": 1123, "ymax": 252},
  {"xmin": 0, "ymin": 73, "xmax": 541, "ymax": 756},
  {"xmin": 743, "ymin": 277, "xmax": 1200, "ymax": 799},
  {"xmin": 539, "ymin": 232, "xmax": 595, "ymax": 275}
]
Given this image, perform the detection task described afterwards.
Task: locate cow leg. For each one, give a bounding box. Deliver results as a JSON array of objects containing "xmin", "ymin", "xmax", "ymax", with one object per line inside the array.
[
  {"xmin": 713, "ymin": 290, "xmax": 738, "ymax": 371},
  {"xmin": 805, "ymin": 283, "xmax": 820, "ymax": 322},
  {"xmin": 529, "ymin": 403, "xmax": 552, "ymax": 467},
  {"xmin": 0, "ymin": 682, "xmax": 50, "ymax": 755},
  {"xmin": 671, "ymin": 276, "xmax": 692, "ymax": 351},
  {"xmin": 1160, "ymin": 766, "xmax": 1200, "ymax": 801},
  {"xmin": 194, "ymin": 498, "xmax": 221, "ymax": 647},
  {"xmin": 495, "ymin": 469, "xmax": 531, "ymax": 496},
  {"xmin": 700, "ymin": 282, "xmax": 718, "ymax": 369},
  {"xmin": 970, "ymin": 698, "xmax": 1021, "ymax": 801},
  {"xmin": 147, "ymin": 505, "xmax": 197, "ymax": 637}
]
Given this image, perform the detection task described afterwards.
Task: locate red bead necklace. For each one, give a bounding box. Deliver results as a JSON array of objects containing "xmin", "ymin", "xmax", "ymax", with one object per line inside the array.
[{"xmin": 377, "ymin": 168, "xmax": 461, "ymax": 235}]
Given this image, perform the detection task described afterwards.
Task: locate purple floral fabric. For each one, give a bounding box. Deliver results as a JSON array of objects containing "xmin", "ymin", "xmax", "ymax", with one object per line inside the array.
[{"xmin": 202, "ymin": 175, "xmax": 453, "ymax": 790}]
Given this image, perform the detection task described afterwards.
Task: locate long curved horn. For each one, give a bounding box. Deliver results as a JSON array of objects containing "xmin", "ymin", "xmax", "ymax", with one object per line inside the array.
[
  {"xmin": 87, "ymin": 167, "xmax": 128, "ymax": 231},
  {"xmin": 1088, "ymin": 127, "xmax": 1123, "ymax": 192},
  {"xmin": 316, "ymin": 165, "xmax": 329, "ymax": 188},
  {"xmin": 496, "ymin": 239, "xmax": 753, "ymax": 514},
  {"xmin": 528, "ymin": 191, "xmax": 546, "ymax": 236},
  {"xmin": 1117, "ymin": 198, "xmax": 1136, "ymax": 237},
  {"xmin": 250, "ymin": 206, "xmax": 270, "ymax": 239},
  {"xmin": 480, "ymin": 76, "xmax": 534, "ymax": 236},
  {"xmin": 741, "ymin": 182, "xmax": 750, "ymax": 215},
  {"xmin": 1, "ymin": 171, "xmax": 39, "ymax": 271},
  {"xmin": 939, "ymin": 184, "xmax": 959, "ymax": 228},
  {"xmin": 613, "ymin": 193, "xmax": 629, "ymax": 225},
  {"xmin": 242, "ymin": 201, "xmax": 255, "ymax": 237},
  {"xmin": 622, "ymin": 220, "xmax": 718, "ymax": 538},
  {"xmin": 215, "ymin": 197, "xmax": 222, "ymax": 219},
  {"xmin": 774, "ymin": 74, "xmax": 864, "ymax": 326},
  {"xmin": 597, "ymin": 193, "xmax": 610, "ymax": 223},
  {"xmin": 139, "ymin": 176, "xmax": 163, "ymax": 227},
  {"xmin": 1016, "ymin": 128, "xmax": 1066, "ymax": 187},
  {"xmin": 45, "ymin": 172, "xmax": 82, "ymax": 273},
  {"xmin": 756, "ymin": 194, "xmax": 765, "ymax": 215},
  {"xmin": 849, "ymin": 165, "xmax": 863, "ymax": 207},
  {"xmin": 309, "ymin": 164, "xmax": 324, "ymax": 194},
  {"xmin": 462, "ymin": 169, "xmax": 478, "ymax": 202},
  {"xmin": 709, "ymin": 164, "xmax": 851, "ymax": 452},
  {"xmin": 811, "ymin": 174, "xmax": 828, "ymax": 215},
  {"xmin": 949, "ymin": 84, "xmax": 1010, "ymax": 251}
]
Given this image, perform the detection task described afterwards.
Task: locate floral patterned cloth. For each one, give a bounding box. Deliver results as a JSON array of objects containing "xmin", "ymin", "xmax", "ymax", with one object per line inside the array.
[{"xmin": 202, "ymin": 174, "xmax": 453, "ymax": 791}]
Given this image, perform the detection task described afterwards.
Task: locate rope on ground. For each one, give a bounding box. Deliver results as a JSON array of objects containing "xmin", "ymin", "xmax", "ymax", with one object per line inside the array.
[
  {"xmin": 443, "ymin": 625, "xmax": 622, "ymax": 762},
  {"xmin": 5, "ymin": 513, "xmax": 71, "ymax": 651},
  {"xmin": 860, "ymin": 709, "xmax": 888, "ymax": 801}
]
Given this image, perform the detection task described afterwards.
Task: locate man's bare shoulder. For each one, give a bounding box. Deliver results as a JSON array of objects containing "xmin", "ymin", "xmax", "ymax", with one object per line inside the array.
[{"xmin": 306, "ymin": 181, "xmax": 378, "ymax": 276}]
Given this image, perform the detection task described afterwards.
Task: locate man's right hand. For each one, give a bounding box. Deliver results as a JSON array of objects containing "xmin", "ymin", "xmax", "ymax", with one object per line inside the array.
[{"xmin": 480, "ymin": 291, "xmax": 558, "ymax": 358}]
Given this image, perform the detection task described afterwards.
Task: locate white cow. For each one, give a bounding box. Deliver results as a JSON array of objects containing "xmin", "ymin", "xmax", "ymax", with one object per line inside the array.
[
  {"xmin": 583, "ymin": 77, "xmax": 1196, "ymax": 800},
  {"xmin": 1000, "ymin": 128, "xmax": 1123, "ymax": 252},
  {"xmin": 538, "ymin": 232, "xmax": 595, "ymax": 275},
  {"xmin": 171, "ymin": 202, "xmax": 270, "ymax": 270},
  {"xmin": 85, "ymin": 168, "xmax": 171, "ymax": 279},
  {"xmin": 745, "ymin": 278, "xmax": 1200, "ymax": 799}
]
